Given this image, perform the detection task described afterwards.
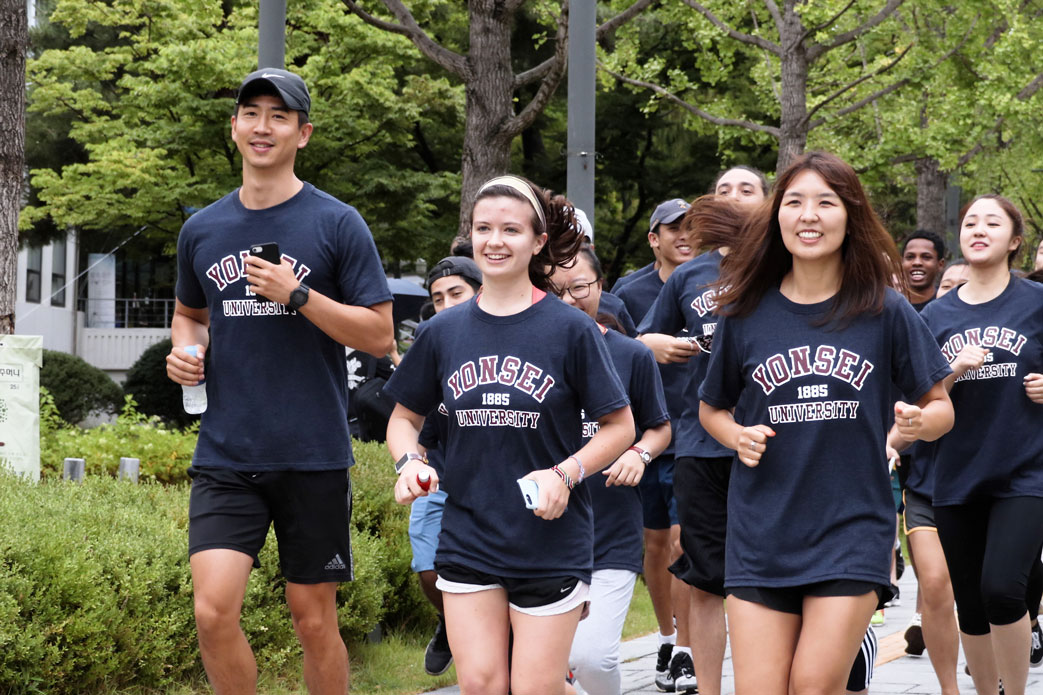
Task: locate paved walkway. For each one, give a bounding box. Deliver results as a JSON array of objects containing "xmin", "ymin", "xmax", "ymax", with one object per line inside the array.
[{"xmin": 423, "ymin": 568, "xmax": 1043, "ymax": 694}]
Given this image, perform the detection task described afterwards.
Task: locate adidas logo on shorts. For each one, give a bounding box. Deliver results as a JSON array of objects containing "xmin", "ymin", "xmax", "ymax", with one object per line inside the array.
[{"xmin": 324, "ymin": 554, "xmax": 347, "ymax": 571}]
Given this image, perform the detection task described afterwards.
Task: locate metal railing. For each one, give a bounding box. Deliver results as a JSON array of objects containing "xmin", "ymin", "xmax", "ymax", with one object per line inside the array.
[{"xmin": 77, "ymin": 297, "xmax": 176, "ymax": 329}]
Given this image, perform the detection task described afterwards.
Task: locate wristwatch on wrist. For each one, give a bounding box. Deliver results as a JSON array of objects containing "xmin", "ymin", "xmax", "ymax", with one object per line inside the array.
[
  {"xmin": 394, "ymin": 452, "xmax": 425, "ymax": 474},
  {"xmin": 288, "ymin": 283, "xmax": 310, "ymax": 312},
  {"xmin": 627, "ymin": 445, "xmax": 652, "ymax": 465}
]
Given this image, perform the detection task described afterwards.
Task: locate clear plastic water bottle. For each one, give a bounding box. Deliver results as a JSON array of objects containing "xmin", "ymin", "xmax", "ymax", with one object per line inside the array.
[{"xmin": 182, "ymin": 345, "xmax": 207, "ymax": 414}]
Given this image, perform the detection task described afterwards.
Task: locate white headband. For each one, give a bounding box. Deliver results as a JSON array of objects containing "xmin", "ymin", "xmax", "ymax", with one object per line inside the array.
[{"xmin": 477, "ymin": 175, "xmax": 547, "ymax": 230}]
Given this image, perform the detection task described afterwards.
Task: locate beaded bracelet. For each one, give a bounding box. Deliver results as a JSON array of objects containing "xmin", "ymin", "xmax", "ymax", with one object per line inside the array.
[
  {"xmin": 551, "ymin": 464, "xmax": 575, "ymax": 490},
  {"xmin": 567, "ymin": 455, "xmax": 585, "ymax": 483}
]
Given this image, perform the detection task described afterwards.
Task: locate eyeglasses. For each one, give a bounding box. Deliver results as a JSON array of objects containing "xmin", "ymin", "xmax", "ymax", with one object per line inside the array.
[{"xmin": 554, "ymin": 280, "xmax": 599, "ymax": 300}]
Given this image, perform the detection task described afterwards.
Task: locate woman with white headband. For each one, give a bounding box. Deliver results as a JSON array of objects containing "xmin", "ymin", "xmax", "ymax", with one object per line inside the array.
[{"xmin": 383, "ymin": 175, "xmax": 636, "ymax": 695}]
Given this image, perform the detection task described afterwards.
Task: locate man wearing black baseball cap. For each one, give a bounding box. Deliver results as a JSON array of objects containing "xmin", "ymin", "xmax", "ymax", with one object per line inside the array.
[
  {"xmin": 167, "ymin": 67, "xmax": 393, "ymax": 694},
  {"xmin": 614, "ymin": 197, "xmax": 700, "ymax": 692},
  {"xmin": 237, "ymin": 68, "xmax": 312, "ymax": 118}
]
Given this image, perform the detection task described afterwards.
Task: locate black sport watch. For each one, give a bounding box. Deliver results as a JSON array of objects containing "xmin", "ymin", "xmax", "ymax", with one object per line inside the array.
[{"xmin": 288, "ymin": 283, "xmax": 310, "ymax": 312}]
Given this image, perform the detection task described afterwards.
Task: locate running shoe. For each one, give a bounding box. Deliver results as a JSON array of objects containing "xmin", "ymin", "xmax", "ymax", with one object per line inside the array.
[
  {"xmin": 669, "ymin": 651, "xmax": 699, "ymax": 694},
  {"xmin": 654, "ymin": 642, "xmax": 675, "ymax": 692},
  {"xmin": 871, "ymin": 609, "xmax": 886, "ymax": 626},
  {"xmin": 1031, "ymin": 621, "xmax": 1043, "ymax": 668},
  {"xmin": 904, "ymin": 612, "xmax": 925, "ymax": 657},
  {"xmin": 423, "ymin": 616, "xmax": 453, "ymax": 676}
]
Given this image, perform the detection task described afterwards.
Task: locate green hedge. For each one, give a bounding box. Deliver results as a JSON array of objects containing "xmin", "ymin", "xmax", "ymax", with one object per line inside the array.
[
  {"xmin": 39, "ymin": 350, "xmax": 124, "ymax": 425},
  {"xmin": 39, "ymin": 390, "xmax": 197, "ymax": 484},
  {"xmin": 4, "ymin": 405, "xmax": 432, "ymax": 693}
]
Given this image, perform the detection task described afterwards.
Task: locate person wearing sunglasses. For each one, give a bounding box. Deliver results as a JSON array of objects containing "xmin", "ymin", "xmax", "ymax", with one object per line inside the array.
[
  {"xmin": 549, "ymin": 244, "xmax": 672, "ymax": 695},
  {"xmin": 698, "ymin": 152, "xmax": 954, "ymax": 695}
]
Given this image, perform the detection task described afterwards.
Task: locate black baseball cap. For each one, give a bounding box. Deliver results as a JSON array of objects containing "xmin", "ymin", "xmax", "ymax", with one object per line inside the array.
[
  {"xmin": 237, "ymin": 68, "xmax": 311, "ymax": 116},
  {"xmin": 427, "ymin": 256, "xmax": 483, "ymax": 294}
]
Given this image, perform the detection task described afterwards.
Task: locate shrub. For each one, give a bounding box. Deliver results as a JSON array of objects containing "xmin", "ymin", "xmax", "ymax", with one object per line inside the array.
[
  {"xmin": 39, "ymin": 392, "xmax": 198, "ymax": 484},
  {"xmin": 40, "ymin": 350, "xmax": 123, "ymax": 424},
  {"xmin": 123, "ymin": 338, "xmax": 201, "ymax": 429},
  {"xmin": 18, "ymin": 406, "xmax": 426, "ymax": 691},
  {"xmin": 0, "ymin": 473, "xmax": 391, "ymax": 693}
]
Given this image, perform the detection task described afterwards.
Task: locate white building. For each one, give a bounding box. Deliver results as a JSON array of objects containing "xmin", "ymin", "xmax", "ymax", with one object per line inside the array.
[{"xmin": 15, "ymin": 234, "xmax": 169, "ymax": 383}]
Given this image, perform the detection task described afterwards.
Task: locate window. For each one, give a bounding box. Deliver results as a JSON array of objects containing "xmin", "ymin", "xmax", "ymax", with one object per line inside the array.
[
  {"xmin": 26, "ymin": 246, "xmax": 42, "ymax": 304},
  {"xmin": 50, "ymin": 238, "xmax": 66, "ymax": 307}
]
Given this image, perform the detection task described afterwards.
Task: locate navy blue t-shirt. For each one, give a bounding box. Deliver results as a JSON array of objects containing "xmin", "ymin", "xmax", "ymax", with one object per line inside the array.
[
  {"xmin": 175, "ymin": 183, "xmax": 392, "ymax": 470},
  {"xmin": 615, "ymin": 268, "xmax": 688, "ymax": 456},
  {"xmin": 597, "ymin": 291, "xmax": 638, "ymax": 337},
  {"xmin": 900, "ymin": 296, "xmax": 935, "ymax": 498},
  {"xmin": 382, "ymin": 295, "xmax": 630, "ymax": 582},
  {"xmin": 418, "ymin": 405, "xmax": 448, "ymax": 477},
  {"xmin": 699, "ymin": 288, "xmax": 951, "ymax": 588},
  {"xmin": 582, "ymin": 329, "xmax": 669, "ymax": 572},
  {"xmin": 610, "ymin": 262, "xmax": 656, "ymax": 294},
  {"xmin": 920, "ymin": 276, "xmax": 1043, "ymax": 506},
  {"xmin": 638, "ymin": 250, "xmax": 730, "ymax": 458}
]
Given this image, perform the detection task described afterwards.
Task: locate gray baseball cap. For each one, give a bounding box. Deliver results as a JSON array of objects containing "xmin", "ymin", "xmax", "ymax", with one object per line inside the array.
[
  {"xmin": 237, "ymin": 68, "xmax": 311, "ymax": 116},
  {"xmin": 649, "ymin": 198, "xmax": 690, "ymax": 233}
]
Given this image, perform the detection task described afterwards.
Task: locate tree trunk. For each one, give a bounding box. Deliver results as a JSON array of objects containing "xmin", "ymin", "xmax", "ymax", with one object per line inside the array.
[
  {"xmin": 0, "ymin": 1, "xmax": 26, "ymax": 335},
  {"xmin": 776, "ymin": 8, "xmax": 809, "ymax": 174},
  {"xmin": 915, "ymin": 157, "xmax": 947, "ymax": 238},
  {"xmin": 457, "ymin": 0, "xmax": 517, "ymax": 236}
]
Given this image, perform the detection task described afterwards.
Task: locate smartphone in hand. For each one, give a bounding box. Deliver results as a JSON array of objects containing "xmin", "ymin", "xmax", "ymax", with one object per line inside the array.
[
  {"xmin": 249, "ymin": 243, "xmax": 280, "ymax": 301},
  {"xmin": 517, "ymin": 478, "xmax": 539, "ymax": 510}
]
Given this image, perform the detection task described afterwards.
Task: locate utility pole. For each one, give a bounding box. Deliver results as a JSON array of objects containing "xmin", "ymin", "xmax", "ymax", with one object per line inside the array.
[
  {"xmin": 566, "ymin": 0, "xmax": 595, "ymax": 239},
  {"xmin": 258, "ymin": 0, "xmax": 286, "ymax": 69}
]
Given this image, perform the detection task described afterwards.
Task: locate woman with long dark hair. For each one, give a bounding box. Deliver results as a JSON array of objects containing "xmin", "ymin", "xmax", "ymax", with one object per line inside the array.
[
  {"xmin": 382, "ymin": 175, "xmax": 635, "ymax": 695},
  {"xmin": 698, "ymin": 151, "xmax": 954, "ymax": 695},
  {"xmin": 919, "ymin": 194, "xmax": 1043, "ymax": 695}
]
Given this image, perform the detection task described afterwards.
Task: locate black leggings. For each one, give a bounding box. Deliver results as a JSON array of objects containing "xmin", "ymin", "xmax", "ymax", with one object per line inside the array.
[
  {"xmin": 935, "ymin": 496, "xmax": 1043, "ymax": 635},
  {"xmin": 1029, "ymin": 551, "xmax": 1043, "ymax": 622}
]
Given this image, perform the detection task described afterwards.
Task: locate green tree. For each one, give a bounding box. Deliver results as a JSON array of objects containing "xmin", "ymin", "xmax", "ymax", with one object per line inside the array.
[
  {"xmin": 818, "ymin": 1, "xmax": 1043, "ymax": 246},
  {"xmin": 0, "ymin": 0, "xmax": 27, "ymax": 334},
  {"xmin": 603, "ymin": 0, "xmax": 950, "ymax": 173},
  {"xmin": 343, "ymin": 0, "xmax": 656, "ymax": 234},
  {"xmin": 21, "ymin": 0, "xmax": 465, "ymax": 268}
]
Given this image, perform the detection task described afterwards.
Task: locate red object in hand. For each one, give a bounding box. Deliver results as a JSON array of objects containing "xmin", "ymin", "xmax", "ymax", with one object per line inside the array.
[{"xmin": 417, "ymin": 471, "xmax": 431, "ymax": 491}]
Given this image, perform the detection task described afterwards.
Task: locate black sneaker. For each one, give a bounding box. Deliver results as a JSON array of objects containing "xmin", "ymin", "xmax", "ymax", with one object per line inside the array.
[
  {"xmin": 904, "ymin": 613, "xmax": 925, "ymax": 657},
  {"xmin": 1031, "ymin": 621, "xmax": 1043, "ymax": 668},
  {"xmin": 654, "ymin": 643, "xmax": 675, "ymax": 692},
  {"xmin": 424, "ymin": 616, "xmax": 453, "ymax": 676},
  {"xmin": 670, "ymin": 651, "xmax": 698, "ymax": 693}
]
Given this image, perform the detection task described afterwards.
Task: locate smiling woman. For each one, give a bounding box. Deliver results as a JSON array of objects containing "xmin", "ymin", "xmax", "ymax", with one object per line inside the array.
[
  {"xmin": 382, "ymin": 175, "xmax": 636, "ymax": 695},
  {"xmin": 696, "ymin": 151, "xmax": 954, "ymax": 695},
  {"xmin": 917, "ymin": 193, "xmax": 1043, "ymax": 695}
]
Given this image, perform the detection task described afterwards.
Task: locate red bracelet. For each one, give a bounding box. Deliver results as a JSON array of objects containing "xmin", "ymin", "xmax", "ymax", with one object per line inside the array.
[{"xmin": 551, "ymin": 464, "xmax": 575, "ymax": 490}]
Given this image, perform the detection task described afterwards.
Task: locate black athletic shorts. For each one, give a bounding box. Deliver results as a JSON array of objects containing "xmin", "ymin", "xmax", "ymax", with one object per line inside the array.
[
  {"xmin": 435, "ymin": 563, "xmax": 588, "ymax": 615},
  {"xmin": 670, "ymin": 455, "xmax": 731, "ymax": 596},
  {"xmin": 728, "ymin": 580, "xmax": 890, "ymax": 615},
  {"xmin": 188, "ymin": 466, "xmax": 354, "ymax": 584},
  {"xmin": 903, "ymin": 488, "xmax": 937, "ymax": 534}
]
